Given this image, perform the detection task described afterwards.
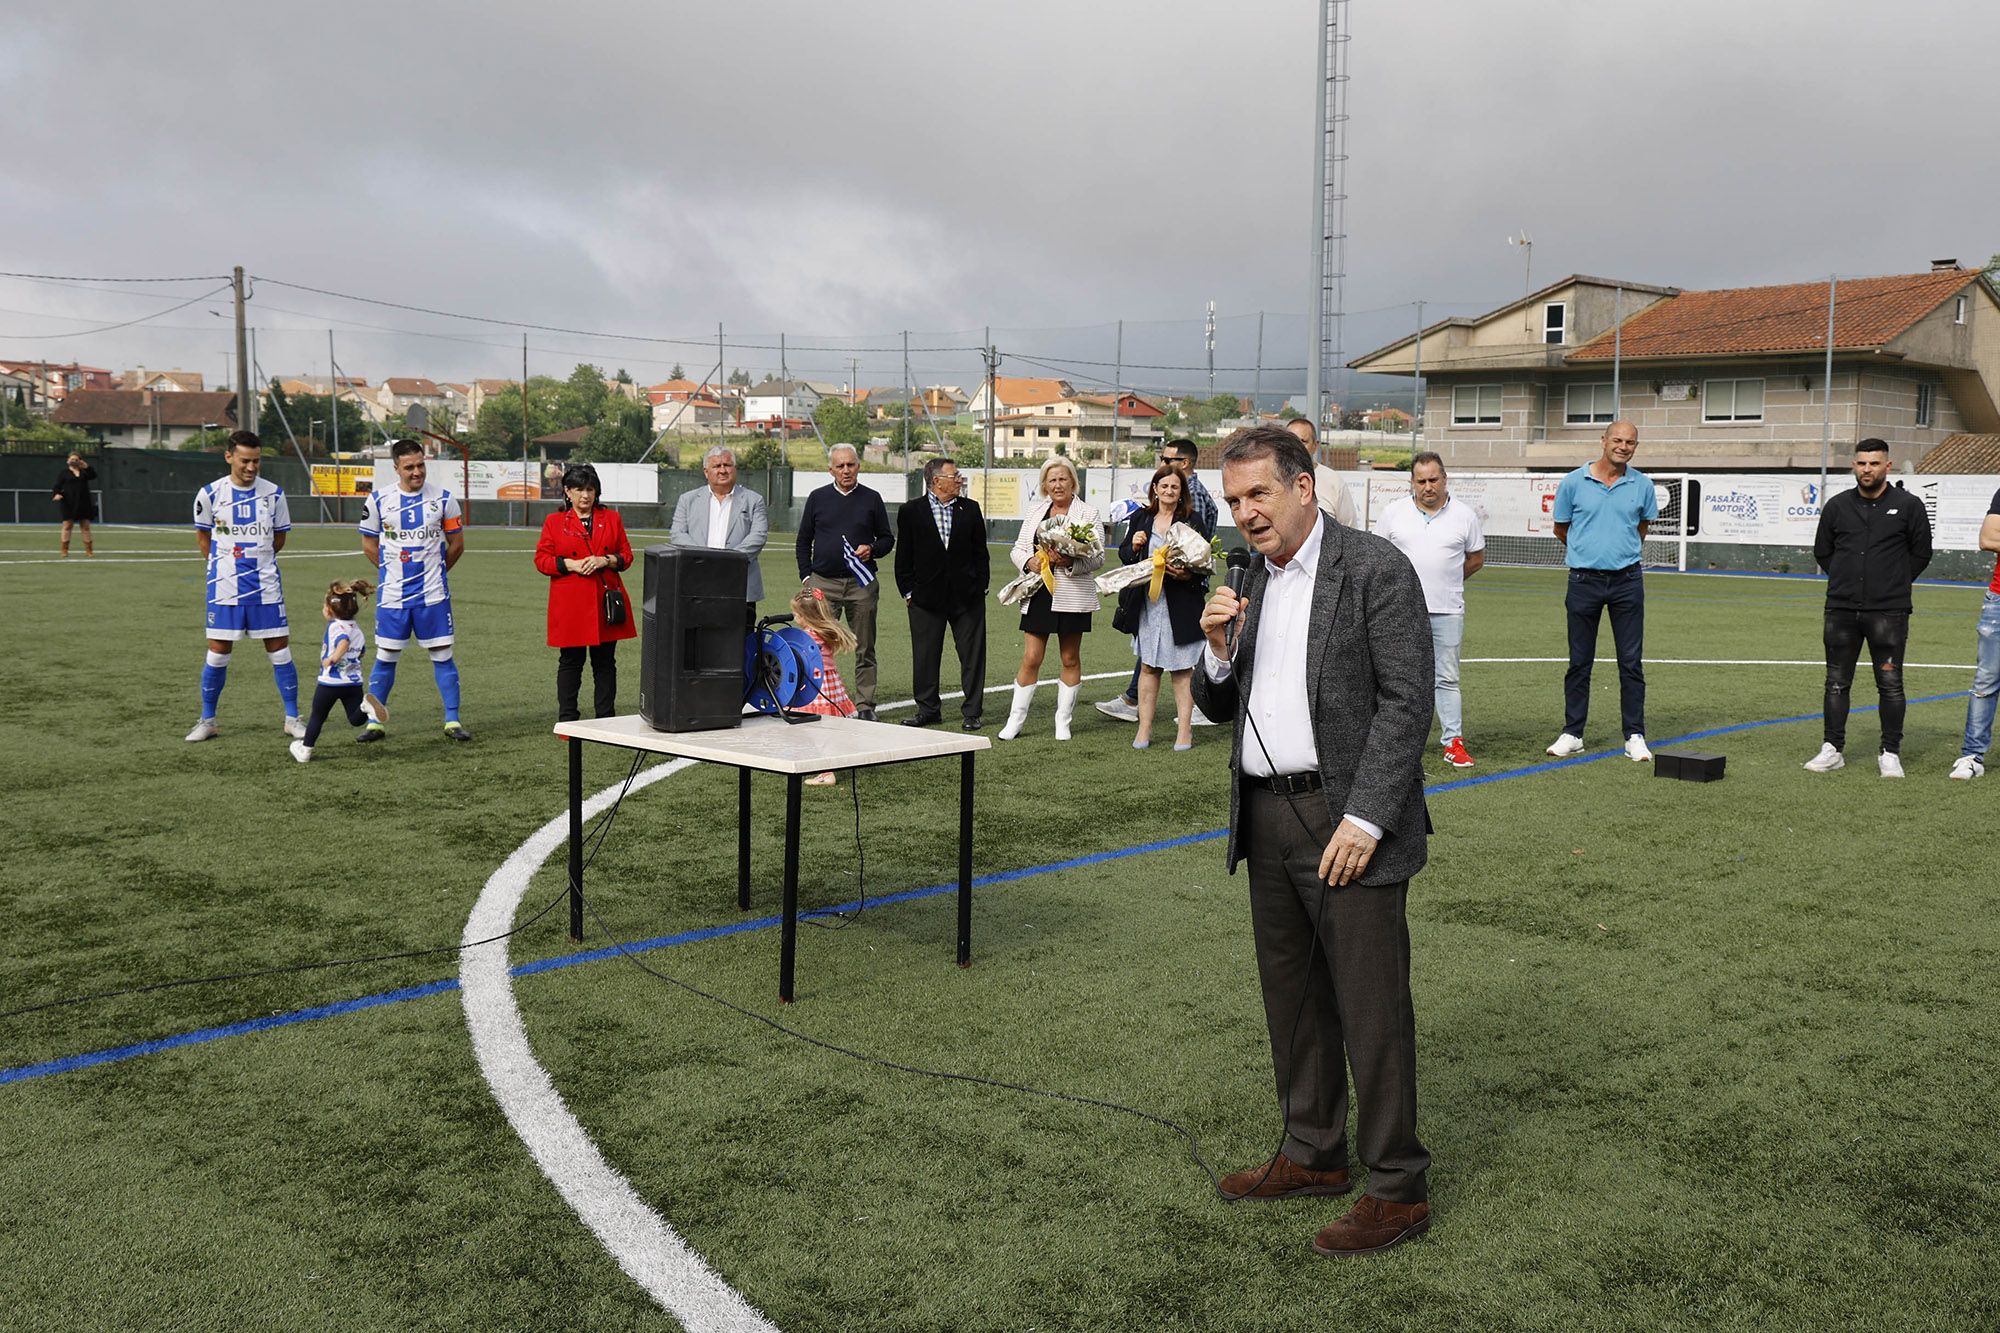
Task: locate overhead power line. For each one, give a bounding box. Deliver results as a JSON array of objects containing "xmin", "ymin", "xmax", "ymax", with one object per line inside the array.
[
  {"xmin": 0, "ymin": 271, "xmax": 233, "ymax": 283},
  {"xmin": 0, "ymin": 283, "xmax": 234, "ymax": 340}
]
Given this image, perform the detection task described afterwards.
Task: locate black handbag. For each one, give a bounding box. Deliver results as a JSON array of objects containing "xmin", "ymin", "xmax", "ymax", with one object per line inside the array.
[
  {"xmin": 601, "ymin": 581, "xmax": 628, "ymax": 626},
  {"xmin": 1111, "ymin": 585, "xmax": 1143, "ymax": 636}
]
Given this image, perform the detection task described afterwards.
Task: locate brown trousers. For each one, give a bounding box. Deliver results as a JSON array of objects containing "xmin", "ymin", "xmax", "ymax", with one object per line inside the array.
[{"xmin": 1244, "ymin": 785, "xmax": 1430, "ymax": 1203}]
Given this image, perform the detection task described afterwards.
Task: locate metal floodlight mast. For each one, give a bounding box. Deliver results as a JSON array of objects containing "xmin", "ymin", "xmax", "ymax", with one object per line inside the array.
[{"xmin": 1306, "ymin": 0, "xmax": 1351, "ymax": 437}]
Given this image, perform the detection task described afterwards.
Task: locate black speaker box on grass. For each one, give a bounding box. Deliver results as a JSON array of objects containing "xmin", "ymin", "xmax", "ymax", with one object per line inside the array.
[
  {"xmin": 638, "ymin": 545, "xmax": 750, "ymax": 732},
  {"xmin": 1654, "ymin": 750, "xmax": 1726, "ymax": 782}
]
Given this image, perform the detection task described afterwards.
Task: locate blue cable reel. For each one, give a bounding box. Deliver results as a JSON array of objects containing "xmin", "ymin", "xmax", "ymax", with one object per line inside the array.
[{"xmin": 744, "ymin": 622, "xmax": 826, "ymax": 720}]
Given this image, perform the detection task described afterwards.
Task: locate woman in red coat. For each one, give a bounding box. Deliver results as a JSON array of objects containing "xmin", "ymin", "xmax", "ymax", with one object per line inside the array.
[{"xmin": 533, "ymin": 463, "xmax": 637, "ymax": 721}]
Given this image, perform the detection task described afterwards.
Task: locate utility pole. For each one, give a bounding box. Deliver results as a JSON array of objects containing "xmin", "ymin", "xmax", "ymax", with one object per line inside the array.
[
  {"xmin": 328, "ymin": 331, "xmax": 341, "ymax": 459},
  {"xmin": 249, "ymin": 327, "xmax": 261, "ymax": 436},
  {"xmin": 902, "ymin": 329, "xmax": 912, "ymax": 474},
  {"xmin": 1819, "ymin": 275, "xmax": 1838, "ymax": 505},
  {"xmin": 848, "ymin": 356, "xmax": 860, "ymax": 405},
  {"xmin": 717, "ymin": 323, "xmax": 725, "ymax": 451},
  {"xmin": 1509, "ymin": 231, "xmax": 1534, "ymax": 331},
  {"xmin": 521, "ymin": 333, "xmax": 530, "ymax": 528},
  {"xmin": 1411, "ymin": 300, "xmax": 1424, "ymax": 442},
  {"xmin": 1253, "ymin": 311, "xmax": 1265, "ymax": 423},
  {"xmin": 1112, "ymin": 319, "xmax": 1123, "ymax": 466},
  {"xmin": 780, "ymin": 332, "xmax": 789, "ymax": 450},
  {"xmin": 232, "ymin": 266, "xmax": 251, "ymax": 439},
  {"xmin": 1205, "ymin": 301, "xmax": 1216, "ymax": 396},
  {"xmin": 983, "ymin": 332, "xmax": 996, "ymax": 512}
]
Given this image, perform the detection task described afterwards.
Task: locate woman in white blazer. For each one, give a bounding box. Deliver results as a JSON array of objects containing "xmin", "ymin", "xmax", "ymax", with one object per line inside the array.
[{"xmin": 999, "ymin": 456, "xmax": 1104, "ymax": 741}]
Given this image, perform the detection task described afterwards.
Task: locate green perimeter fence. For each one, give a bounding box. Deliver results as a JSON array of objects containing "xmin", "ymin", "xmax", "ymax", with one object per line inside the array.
[{"xmin": 4, "ymin": 448, "xmax": 1991, "ymax": 579}]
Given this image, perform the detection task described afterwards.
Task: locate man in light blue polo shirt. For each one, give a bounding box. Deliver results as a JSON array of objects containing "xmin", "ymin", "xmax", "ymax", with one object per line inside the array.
[{"xmin": 1546, "ymin": 420, "xmax": 1658, "ymax": 762}]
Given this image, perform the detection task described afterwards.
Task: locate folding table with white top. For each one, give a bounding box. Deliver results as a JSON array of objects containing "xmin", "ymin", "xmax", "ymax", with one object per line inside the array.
[{"xmin": 554, "ymin": 714, "xmax": 991, "ymax": 1001}]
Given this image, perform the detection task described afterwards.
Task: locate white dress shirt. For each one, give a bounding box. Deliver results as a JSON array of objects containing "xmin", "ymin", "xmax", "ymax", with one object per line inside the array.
[
  {"xmin": 1204, "ymin": 518, "xmax": 1381, "ymax": 839},
  {"xmin": 706, "ymin": 488, "xmax": 734, "ymax": 546}
]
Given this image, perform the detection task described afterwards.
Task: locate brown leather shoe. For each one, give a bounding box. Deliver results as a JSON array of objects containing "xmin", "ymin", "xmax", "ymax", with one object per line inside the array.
[
  {"xmin": 1217, "ymin": 1153, "xmax": 1352, "ymax": 1202},
  {"xmin": 1312, "ymin": 1194, "xmax": 1431, "ymax": 1257}
]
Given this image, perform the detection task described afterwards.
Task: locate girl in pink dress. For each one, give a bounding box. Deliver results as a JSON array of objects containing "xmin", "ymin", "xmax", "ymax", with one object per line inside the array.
[{"xmin": 790, "ymin": 586, "xmax": 858, "ymax": 783}]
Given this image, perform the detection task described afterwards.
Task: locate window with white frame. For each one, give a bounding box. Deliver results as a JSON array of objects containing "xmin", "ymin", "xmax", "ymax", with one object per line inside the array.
[
  {"xmin": 1565, "ymin": 382, "xmax": 1616, "ymax": 425},
  {"xmin": 1955, "ymin": 295, "xmax": 1968, "ymax": 324},
  {"xmin": 1702, "ymin": 378, "xmax": 1765, "ymax": 422},
  {"xmin": 1543, "ymin": 302, "xmax": 1567, "ymax": 345},
  {"xmin": 1451, "ymin": 384, "xmax": 1503, "ymax": 425},
  {"xmin": 1916, "ymin": 382, "xmax": 1935, "ymax": 427}
]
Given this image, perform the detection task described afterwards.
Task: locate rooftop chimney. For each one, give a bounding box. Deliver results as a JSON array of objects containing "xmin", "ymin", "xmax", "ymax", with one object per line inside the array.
[{"xmin": 1931, "ymin": 258, "xmax": 1961, "ymax": 271}]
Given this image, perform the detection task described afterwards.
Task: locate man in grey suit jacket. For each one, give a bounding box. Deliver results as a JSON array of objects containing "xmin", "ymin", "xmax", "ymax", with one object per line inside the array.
[
  {"xmin": 1193, "ymin": 424, "xmax": 1434, "ymax": 1259},
  {"xmin": 670, "ymin": 446, "xmax": 770, "ymax": 621}
]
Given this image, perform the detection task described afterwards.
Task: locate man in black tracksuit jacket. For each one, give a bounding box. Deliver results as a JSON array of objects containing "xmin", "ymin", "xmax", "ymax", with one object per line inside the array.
[{"xmin": 1806, "ymin": 438, "xmax": 1933, "ymax": 775}]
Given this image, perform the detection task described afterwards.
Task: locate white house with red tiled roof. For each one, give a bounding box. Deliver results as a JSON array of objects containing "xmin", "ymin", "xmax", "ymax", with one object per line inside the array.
[
  {"xmin": 1349, "ymin": 265, "xmax": 2000, "ymax": 470},
  {"xmin": 376, "ymin": 377, "xmax": 446, "ymax": 419}
]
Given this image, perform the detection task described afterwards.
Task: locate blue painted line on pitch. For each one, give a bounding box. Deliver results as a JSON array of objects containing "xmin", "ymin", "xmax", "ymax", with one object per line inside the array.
[
  {"xmin": 512, "ymin": 827, "xmax": 1231, "ymax": 977},
  {"xmin": 0, "ymin": 693, "xmax": 1969, "ymax": 1087},
  {"xmin": 0, "ymin": 979, "xmax": 458, "ymax": 1087}
]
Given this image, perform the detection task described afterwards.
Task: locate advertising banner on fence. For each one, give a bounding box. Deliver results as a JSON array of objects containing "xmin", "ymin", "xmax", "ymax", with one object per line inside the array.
[
  {"xmin": 309, "ymin": 464, "xmax": 376, "ymax": 497},
  {"xmin": 370, "ymin": 459, "xmax": 657, "ymax": 504}
]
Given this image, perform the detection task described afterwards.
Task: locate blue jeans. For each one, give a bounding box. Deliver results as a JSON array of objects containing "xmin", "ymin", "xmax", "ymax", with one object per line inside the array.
[
  {"xmin": 1564, "ymin": 565, "xmax": 1645, "ymax": 739},
  {"xmin": 1429, "ymin": 613, "xmax": 1465, "ymax": 742},
  {"xmin": 1961, "ymin": 591, "xmax": 2000, "ymax": 759}
]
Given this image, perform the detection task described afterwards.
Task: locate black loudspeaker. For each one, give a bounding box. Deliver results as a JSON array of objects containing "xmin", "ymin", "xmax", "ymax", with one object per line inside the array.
[{"xmin": 638, "ymin": 545, "xmax": 751, "ymax": 732}]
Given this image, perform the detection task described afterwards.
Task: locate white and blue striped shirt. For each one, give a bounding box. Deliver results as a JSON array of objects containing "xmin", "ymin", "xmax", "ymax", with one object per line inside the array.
[
  {"xmin": 193, "ymin": 477, "xmax": 290, "ymax": 606},
  {"xmin": 359, "ymin": 482, "xmax": 463, "ymax": 609}
]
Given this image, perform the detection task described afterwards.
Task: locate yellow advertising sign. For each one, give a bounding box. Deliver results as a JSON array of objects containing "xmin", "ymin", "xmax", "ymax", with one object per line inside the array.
[
  {"xmin": 964, "ymin": 471, "xmax": 1022, "ymax": 519},
  {"xmin": 310, "ymin": 464, "xmax": 376, "ymax": 497}
]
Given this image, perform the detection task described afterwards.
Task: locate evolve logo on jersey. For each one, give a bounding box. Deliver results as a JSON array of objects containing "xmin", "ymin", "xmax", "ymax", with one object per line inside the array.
[
  {"xmin": 193, "ymin": 478, "xmax": 291, "ymax": 605},
  {"xmin": 360, "ymin": 483, "xmax": 463, "ymax": 609}
]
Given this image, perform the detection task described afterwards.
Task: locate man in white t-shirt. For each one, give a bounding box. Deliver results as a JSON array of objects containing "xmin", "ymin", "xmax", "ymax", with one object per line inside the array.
[{"xmin": 1374, "ymin": 452, "xmax": 1485, "ymax": 767}]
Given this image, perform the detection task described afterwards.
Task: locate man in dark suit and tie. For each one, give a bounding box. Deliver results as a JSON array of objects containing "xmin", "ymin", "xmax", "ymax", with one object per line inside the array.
[
  {"xmin": 895, "ymin": 458, "xmax": 988, "ymax": 730},
  {"xmin": 1193, "ymin": 424, "xmax": 1435, "ymax": 1258}
]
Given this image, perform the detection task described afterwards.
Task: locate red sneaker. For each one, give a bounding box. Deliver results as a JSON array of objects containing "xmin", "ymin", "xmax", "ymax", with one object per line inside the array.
[{"xmin": 1442, "ymin": 737, "xmax": 1475, "ymax": 768}]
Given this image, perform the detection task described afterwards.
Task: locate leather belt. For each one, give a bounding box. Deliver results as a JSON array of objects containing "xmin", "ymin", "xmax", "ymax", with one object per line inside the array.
[{"xmin": 1249, "ymin": 771, "xmax": 1323, "ymax": 796}]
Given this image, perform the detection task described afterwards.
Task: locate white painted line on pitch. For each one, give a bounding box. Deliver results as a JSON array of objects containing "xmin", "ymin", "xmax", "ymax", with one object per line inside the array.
[
  {"xmin": 1464, "ymin": 656, "xmax": 1974, "ymax": 669},
  {"xmin": 456, "ymin": 675, "xmax": 1123, "ymax": 1324},
  {"xmin": 460, "ymin": 756, "xmax": 779, "ymax": 1333}
]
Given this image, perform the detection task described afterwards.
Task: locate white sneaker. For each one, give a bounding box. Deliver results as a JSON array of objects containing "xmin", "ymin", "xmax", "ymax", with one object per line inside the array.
[
  {"xmin": 184, "ymin": 718, "xmax": 219, "ymax": 743},
  {"xmin": 1093, "ymin": 696, "xmax": 1139, "ymax": 722},
  {"xmin": 289, "ymin": 740, "xmax": 313, "ymax": 763},
  {"xmin": 283, "ymin": 715, "xmax": 306, "ymax": 738},
  {"xmin": 1949, "ymin": 755, "xmax": 1985, "ymax": 780},
  {"xmin": 1878, "ymin": 752, "xmax": 1904, "ymax": 779},
  {"xmin": 1802, "ymin": 743, "xmax": 1845, "ymax": 773},
  {"xmin": 1623, "ymin": 734, "xmax": 1652, "ymax": 763},
  {"xmin": 1545, "ymin": 733, "xmax": 1585, "ymax": 758},
  {"xmin": 1190, "ymin": 704, "xmax": 1218, "ymax": 727},
  {"xmin": 362, "ymin": 693, "xmax": 388, "ymax": 725}
]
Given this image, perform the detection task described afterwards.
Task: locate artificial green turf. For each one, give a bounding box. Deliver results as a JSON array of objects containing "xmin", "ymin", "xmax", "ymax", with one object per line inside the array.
[{"xmin": 1, "ymin": 525, "xmax": 1994, "ymax": 1330}]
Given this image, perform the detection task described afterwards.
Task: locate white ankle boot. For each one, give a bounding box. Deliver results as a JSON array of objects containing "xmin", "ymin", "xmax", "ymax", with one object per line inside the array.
[
  {"xmin": 1054, "ymin": 682, "xmax": 1080, "ymax": 741},
  {"xmin": 997, "ymin": 682, "xmax": 1036, "ymax": 740}
]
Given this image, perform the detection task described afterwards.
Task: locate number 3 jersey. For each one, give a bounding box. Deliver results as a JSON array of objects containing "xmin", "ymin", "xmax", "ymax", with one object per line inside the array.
[
  {"xmin": 359, "ymin": 483, "xmax": 464, "ymax": 609},
  {"xmin": 193, "ymin": 477, "xmax": 292, "ymax": 605}
]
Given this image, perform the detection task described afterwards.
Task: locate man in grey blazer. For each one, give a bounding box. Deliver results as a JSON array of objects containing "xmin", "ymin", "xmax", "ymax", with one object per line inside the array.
[
  {"xmin": 1193, "ymin": 424, "xmax": 1435, "ymax": 1258},
  {"xmin": 670, "ymin": 445, "xmax": 770, "ymax": 623}
]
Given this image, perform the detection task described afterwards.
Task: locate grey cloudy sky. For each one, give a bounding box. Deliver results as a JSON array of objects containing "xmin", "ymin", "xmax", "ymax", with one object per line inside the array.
[{"xmin": 3, "ymin": 0, "xmax": 1994, "ymax": 398}]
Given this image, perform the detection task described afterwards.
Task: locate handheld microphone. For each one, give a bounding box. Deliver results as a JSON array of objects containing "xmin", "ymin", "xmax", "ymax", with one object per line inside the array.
[{"xmin": 1224, "ymin": 548, "xmax": 1253, "ymax": 655}]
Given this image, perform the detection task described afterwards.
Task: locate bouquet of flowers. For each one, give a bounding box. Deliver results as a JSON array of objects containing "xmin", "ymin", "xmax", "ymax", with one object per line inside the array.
[
  {"xmin": 1094, "ymin": 521, "xmax": 1220, "ymax": 597},
  {"xmin": 997, "ymin": 515, "xmax": 1105, "ymax": 605}
]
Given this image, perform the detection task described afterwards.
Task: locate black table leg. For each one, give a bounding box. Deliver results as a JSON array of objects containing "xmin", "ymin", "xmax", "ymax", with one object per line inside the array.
[
  {"xmin": 958, "ymin": 751, "xmax": 973, "ymax": 967},
  {"xmin": 568, "ymin": 737, "xmax": 584, "ymax": 943},
  {"xmin": 737, "ymin": 766, "xmax": 752, "ymax": 911},
  {"xmin": 780, "ymin": 772, "xmax": 802, "ymax": 1002}
]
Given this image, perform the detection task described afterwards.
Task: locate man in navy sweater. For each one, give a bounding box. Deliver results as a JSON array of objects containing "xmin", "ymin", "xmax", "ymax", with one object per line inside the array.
[{"xmin": 796, "ymin": 444, "xmax": 895, "ymax": 718}]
